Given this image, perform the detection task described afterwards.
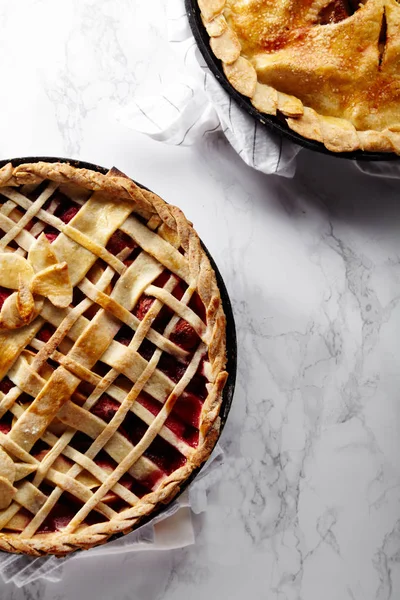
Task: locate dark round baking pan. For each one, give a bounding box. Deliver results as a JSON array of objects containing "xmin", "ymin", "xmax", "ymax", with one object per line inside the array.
[
  {"xmin": 0, "ymin": 155, "xmax": 236, "ymax": 554},
  {"xmin": 186, "ymin": 0, "xmax": 400, "ymax": 162}
]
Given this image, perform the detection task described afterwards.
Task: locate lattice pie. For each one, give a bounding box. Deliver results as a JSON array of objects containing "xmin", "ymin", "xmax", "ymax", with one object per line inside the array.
[
  {"xmin": 198, "ymin": 0, "xmax": 400, "ymax": 153},
  {"xmin": 0, "ymin": 161, "xmax": 227, "ymax": 555}
]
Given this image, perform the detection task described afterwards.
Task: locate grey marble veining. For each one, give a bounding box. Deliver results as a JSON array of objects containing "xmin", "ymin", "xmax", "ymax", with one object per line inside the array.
[{"xmin": 0, "ymin": 1, "xmax": 399, "ymax": 599}]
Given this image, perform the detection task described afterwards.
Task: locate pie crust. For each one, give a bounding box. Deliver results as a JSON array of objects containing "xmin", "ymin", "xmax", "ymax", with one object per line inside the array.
[
  {"xmin": 0, "ymin": 161, "xmax": 228, "ymax": 556},
  {"xmin": 198, "ymin": 0, "xmax": 400, "ymax": 154}
]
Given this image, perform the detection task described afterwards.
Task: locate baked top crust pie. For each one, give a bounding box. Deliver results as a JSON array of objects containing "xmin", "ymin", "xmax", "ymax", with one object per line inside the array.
[
  {"xmin": 0, "ymin": 161, "xmax": 227, "ymax": 556},
  {"xmin": 198, "ymin": 0, "xmax": 400, "ymax": 154}
]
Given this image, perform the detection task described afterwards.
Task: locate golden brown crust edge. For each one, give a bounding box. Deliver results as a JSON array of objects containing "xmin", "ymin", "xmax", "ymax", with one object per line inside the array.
[
  {"xmin": 0, "ymin": 161, "xmax": 228, "ymax": 556},
  {"xmin": 199, "ymin": 0, "xmax": 400, "ymax": 155}
]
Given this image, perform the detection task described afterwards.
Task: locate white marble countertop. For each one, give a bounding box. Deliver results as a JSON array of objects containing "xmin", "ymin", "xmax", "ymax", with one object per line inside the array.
[{"xmin": 1, "ymin": 1, "xmax": 400, "ymax": 599}]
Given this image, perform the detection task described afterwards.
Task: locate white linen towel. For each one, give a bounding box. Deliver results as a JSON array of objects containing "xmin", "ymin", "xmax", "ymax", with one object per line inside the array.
[{"xmin": 116, "ymin": 0, "xmax": 300, "ymax": 178}]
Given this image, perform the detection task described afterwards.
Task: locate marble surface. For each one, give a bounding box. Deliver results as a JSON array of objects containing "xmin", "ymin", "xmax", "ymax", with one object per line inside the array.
[{"xmin": 1, "ymin": 0, "xmax": 400, "ymax": 598}]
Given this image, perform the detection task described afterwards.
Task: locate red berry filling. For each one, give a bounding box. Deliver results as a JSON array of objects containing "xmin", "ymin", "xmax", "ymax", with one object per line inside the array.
[
  {"xmin": 115, "ymin": 325, "xmax": 134, "ymax": 347},
  {"xmin": 0, "ymin": 411, "xmax": 12, "ymax": 436},
  {"xmin": 38, "ymin": 491, "xmax": 108, "ymax": 533},
  {"xmin": 55, "ymin": 201, "xmax": 80, "ymax": 224},
  {"xmin": 146, "ymin": 435, "xmax": 186, "ymax": 474},
  {"xmin": 138, "ymin": 339, "xmax": 156, "ymax": 362},
  {"xmin": 44, "ymin": 230, "xmax": 58, "ymax": 243},
  {"xmin": 106, "ymin": 230, "xmax": 137, "ymax": 257},
  {"xmin": 92, "ymin": 395, "xmax": 121, "ymax": 422},
  {"xmin": 157, "ymin": 352, "xmax": 208, "ymax": 399},
  {"xmin": 123, "ymin": 414, "xmax": 186, "ymax": 474},
  {"xmin": 138, "ymin": 393, "xmax": 198, "ymax": 447},
  {"xmin": 189, "ymin": 291, "xmax": 206, "ymax": 323},
  {"xmin": 70, "ymin": 432, "xmax": 92, "ymax": 454},
  {"xmin": 152, "ymin": 305, "xmax": 174, "ymax": 332},
  {"xmin": 173, "ymin": 395, "xmax": 202, "ymax": 429},
  {"xmin": 94, "ymin": 454, "xmax": 150, "ymax": 500},
  {"xmin": 172, "ymin": 280, "xmax": 187, "ymax": 301},
  {"xmin": 134, "ymin": 296, "xmax": 155, "ymax": 321},
  {"xmin": 0, "ymin": 287, "xmax": 11, "ymax": 310},
  {"xmin": 38, "ymin": 503, "xmax": 75, "ymax": 533},
  {"xmin": 0, "ymin": 378, "xmax": 13, "ymax": 394},
  {"xmin": 158, "ymin": 354, "xmax": 188, "ymax": 384},
  {"xmin": 41, "ymin": 199, "xmax": 81, "ymax": 243},
  {"xmin": 170, "ymin": 319, "xmax": 199, "ymax": 351},
  {"xmin": 36, "ymin": 324, "xmax": 56, "ymax": 343},
  {"xmin": 152, "ymin": 271, "xmax": 173, "ymax": 288},
  {"xmin": 186, "ymin": 375, "xmax": 208, "ymax": 401}
]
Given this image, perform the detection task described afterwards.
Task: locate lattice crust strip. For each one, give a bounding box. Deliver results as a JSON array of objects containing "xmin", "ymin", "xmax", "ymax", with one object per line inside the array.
[{"xmin": 0, "ymin": 162, "xmax": 228, "ymax": 556}]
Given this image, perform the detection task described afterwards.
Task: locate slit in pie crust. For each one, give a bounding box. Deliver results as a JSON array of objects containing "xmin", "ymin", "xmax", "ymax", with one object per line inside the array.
[{"xmin": 198, "ymin": 0, "xmax": 400, "ymax": 154}]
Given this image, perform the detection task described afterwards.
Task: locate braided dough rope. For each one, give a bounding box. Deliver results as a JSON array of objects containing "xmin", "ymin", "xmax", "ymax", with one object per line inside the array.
[
  {"xmin": 0, "ymin": 161, "xmax": 228, "ymax": 556},
  {"xmin": 198, "ymin": 0, "xmax": 400, "ymax": 154}
]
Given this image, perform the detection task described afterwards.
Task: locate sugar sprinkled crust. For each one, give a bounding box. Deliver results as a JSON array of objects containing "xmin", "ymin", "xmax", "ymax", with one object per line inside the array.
[
  {"xmin": 198, "ymin": 0, "xmax": 400, "ymax": 154},
  {"xmin": 0, "ymin": 161, "xmax": 227, "ymax": 556}
]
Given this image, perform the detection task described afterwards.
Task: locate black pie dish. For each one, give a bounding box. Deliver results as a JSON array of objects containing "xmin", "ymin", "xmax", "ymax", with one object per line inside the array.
[
  {"xmin": 0, "ymin": 155, "xmax": 237, "ymax": 555},
  {"xmin": 185, "ymin": 0, "xmax": 400, "ymax": 162}
]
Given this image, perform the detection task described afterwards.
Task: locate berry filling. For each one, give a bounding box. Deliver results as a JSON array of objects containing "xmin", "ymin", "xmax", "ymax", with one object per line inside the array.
[
  {"xmin": 152, "ymin": 271, "xmax": 173, "ymax": 289},
  {"xmin": 106, "ymin": 230, "xmax": 137, "ymax": 256},
  {"xmin": 36, "ymin": 324, "xmax": 56, "ymax": 343},
  {"xmin": 92, "ymin": 395, "xmax": 121, "ymax": 423},
  {"xmin": 152, "ymin": 305, "xmax": 174, "ymax": 332},
  {"xmin": 158, "ymin": 354, "xmax": 188, "ymax": 384},
  {"xmin": 0, "ymin": 378, "xmax": 14, "ymax": 395},
  {"xmin": 138, "ymin": 339, "xmax": 156, "ymax": 361},
  {"xmin": 0, "ymin": 286, "xmax": 11, "ymax": 310},
  {"xmin": 173, "ymin": 395, "xmax": 202, "ymax": 429},
  {"xmin": 115, "ymin": 325, "xmax": 134, "ymax": 347},
  {"xmin": 126, "ymin": 415, "xmax": 186, "ymax": 474},
  {"xmin": 91, "ymin": 398, "xmax": 188, "ymax": 475},
  {"xmin": 92, "ymin": 392, "xmax": 199, "ymax": 450},
  {"xmin": 94, "ymin": 454, "xmax": 150, "ymax": 500},
  {"xmin": 54, "ymin": 200, "xmax": 80, "ymax": 224},
  {"xmin": 134, "ymin": 295, "xmax": 155, "ymax": 321},
  {"xmin": 38, "ymin": 503, "xmax": 76, "ymax": 533},
  {"xmin": 138, "ymin": 393, "xmax": 198, "ymax": 447},
  {"xmin": 38, "ymin": 493, "xmax": 107, "ymax": 534},
  {"xmin": 172, "ymin": 280, "xmax": 187, "ymax": 301},
  {"xmin": 30, "ymin": 439, "xmax": 50, "ymax": 457},
  {"xmin": 91, "ymin": 395, "xmax": 130, "ymax": 441},
  {"xmin": 42, "ymin": 198, "xmax": 81, "ymax": 243},
  {"xmin": 90, "ymin": 394, "xmax": 188, "ymax": 476},
  {"xmin": 187, "ymin": 361, "xmax": 208, "ymax": 400},
  {"xmin": 0, "ymin": 422, "xmax": 11, "ymax": 434},
  {"xmin": 43, "ymin": 229, "xmax": 58, "ymax": 243},
  {"xmin": 70, "ymin": 432, "xmax": 92, "ymax": 454},
  {"xmin": 170, "ymin": 319, "xmax": 199, "ymax": 351},
  {"xmin": 319, "ymin": 0, "xmax": 352, "ymax": 24},
  {"xmin": 145, "ymin": 434, "xmax": 186, "ymax": 474},
  {"xmin": 186, "ymin": 377, "xmax": 207, "ymax": 402},
  {"xmin": 189, "ymin": 291, "xmax": 206, "ymax": 323},
  {"xmin": 138, "ymin": 343, "xmax": 208, "ymax": 399}
]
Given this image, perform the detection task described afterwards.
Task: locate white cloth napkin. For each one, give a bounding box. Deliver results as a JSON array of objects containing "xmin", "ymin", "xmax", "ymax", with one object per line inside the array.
[
  {"xmin": 116, "ymin": 0, "xmax": 300, "ymax": 178},
  {"xmin": 354, "ymin": 159, "xmax": 400, "ymax": 178},
  {"xmin": 0, "ymin": 444, "xmax": 224, "ymax": 587},
  {"xmin": 117, "ymin": 0, "xmax": 400, "ymax": 179}
]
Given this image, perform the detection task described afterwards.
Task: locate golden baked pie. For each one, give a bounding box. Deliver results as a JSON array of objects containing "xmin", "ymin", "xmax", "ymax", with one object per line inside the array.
[
  {"xmin": 0, "ymin": 161, "xmax": 227, "ymax": 556},
  {"xmin": 198, "ymin": 0, "xmax": 400, "ymax": 153}
]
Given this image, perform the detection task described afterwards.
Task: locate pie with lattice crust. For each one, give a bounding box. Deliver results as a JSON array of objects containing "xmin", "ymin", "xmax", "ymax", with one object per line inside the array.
[
  {"xmin": 198, "ymin": 0, "xmax": 400, "ymax": 154},
  {"xmin": 0, "ymin": 161, "xmax": 227, "ymax": 556}
]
